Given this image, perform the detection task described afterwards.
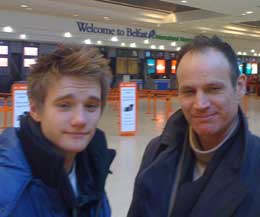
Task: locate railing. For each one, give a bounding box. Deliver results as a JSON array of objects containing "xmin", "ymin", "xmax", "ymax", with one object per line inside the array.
[{"xmin": 0, "ymin": 93, "xmax": 12, "ymax": 129}]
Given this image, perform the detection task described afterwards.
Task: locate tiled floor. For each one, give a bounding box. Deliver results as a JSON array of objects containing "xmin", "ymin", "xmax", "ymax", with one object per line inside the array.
[{"xmin": 1, "ymin": 95, "xmax": 260, "ymax": 217}]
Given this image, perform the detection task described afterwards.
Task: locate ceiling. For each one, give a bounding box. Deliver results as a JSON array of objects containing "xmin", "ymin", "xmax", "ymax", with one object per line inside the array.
[{"xmin": 0, "ymin": 0, "xmax": 260, "ymax": 55}]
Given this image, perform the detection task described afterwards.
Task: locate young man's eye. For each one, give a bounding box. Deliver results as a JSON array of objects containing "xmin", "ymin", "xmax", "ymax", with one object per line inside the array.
[
  {"xmin": 85, "ymin": 104, "xmax": 100, "ymax": 112},
  {"xmin": 57, "ymin": 103, "xmax": 71, "ymax": 109}
]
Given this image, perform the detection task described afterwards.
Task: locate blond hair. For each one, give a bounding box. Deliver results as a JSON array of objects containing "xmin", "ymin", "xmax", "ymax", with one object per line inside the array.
[{"xmin": 27, "ymin": 44, "xmax": 111, "ymax": 110}]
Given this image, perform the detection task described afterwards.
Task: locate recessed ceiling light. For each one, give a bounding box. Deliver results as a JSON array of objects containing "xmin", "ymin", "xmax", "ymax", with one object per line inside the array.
[
  {"xmin": 111, "ymin": 36, "xmax": 118, "ymax": 42},
  {"xmin": 246, "ymin": 11, "xmax": 253, "ymax": 14},
  {"xmin": 181, "ymin": 0, "xmax": 187, "ymax": 3},
  {"xmin": 97, "ymin": 40, "xmax": 102, "ymax": 45},
  {"xmin": 20, "ymin": 5, "xmax": 28, "ymax": 8},
  {"xmin": 3, "ymin": 26, "xmax": 13, "ymax": 33},
  {"xmin": 258, "ymin": 53, "xmax": 260, "ymax": 56},
  {"xmin": 19, "ymin": 34, "xmax": 27, "ymax": 39},
  {"xmin": 151, "ymin": 45, "xmax": 156, "ymax": 49},
  {"xmin": 84, "ymin": 39, "xmax": 92, "ymax": 44},
  {"xmin": 130, "ymin": 43, "xmax": 136, "ymax": 48},
  {"xmin": 242, "ymin": 13, "xmax": 246, "ymax": 16},
  {"xmin": 171, "ymin": 41, "xmax": 176, "ymax": 46},
  {"xmin": 73, "ymin": 14, "xmax": 79, "ymax": 17},
  {"xmin": 104, "ymin": 16, "xmax": 110, "ymax": 21},
  {"xmin": 251, "ymin": 49, "xmax": 255, "ymax": 53},
  {"xmin": 63, "ymin": 32, "xmax": 72, "ymax": 38},
  {"xmin": 159, "ymin": 45, "xmax": 165, "ymax": 50},
  {"xmin": 176, "ymin": 46, "xmax": 181, "ymax": 51},
  {"xmin": 237, "ymin": 51, "xmax": 242, "ymax": 55},
  {"xmin": 254, "ymin": 53, "xmax": 257, "ymax": 56},
  {"xmin": 144, "ymin": 39, "xmax": 149, "ymax": 44},
  {"xmin": 120, "ymin": 42, "xmax": 126, "ymax": 47},
  {"xmin": 242, "ymin": 52, "xmax": 247, "ymax": 55}
]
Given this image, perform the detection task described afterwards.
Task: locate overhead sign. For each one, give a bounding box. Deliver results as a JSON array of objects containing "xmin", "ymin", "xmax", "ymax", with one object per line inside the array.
[
  {"xmin": 12, "ymin": 83, "xmax": 30, "ymax": 127},
  {"xmin": 77, "ymin": 21, "xmax": 156, "ymax": 39},
  {"xmin": 119, "ymin": 82, "xmax": 137, "ymax": 136}
]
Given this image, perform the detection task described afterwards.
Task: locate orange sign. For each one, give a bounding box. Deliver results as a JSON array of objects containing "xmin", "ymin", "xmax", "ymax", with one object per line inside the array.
[
  {"xmin": 171, "ymin": 60, "xmax": 177, "ymax": 74},
  {"xmin": 156, "ymin": 59, "xmax": 166, "ymax": 74}
]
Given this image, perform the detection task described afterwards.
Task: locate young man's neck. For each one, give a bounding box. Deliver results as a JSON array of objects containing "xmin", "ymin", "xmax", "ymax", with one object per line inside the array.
[{"xmin": 63, "ymin": 153, "xmax": 76, "ymax": 173}]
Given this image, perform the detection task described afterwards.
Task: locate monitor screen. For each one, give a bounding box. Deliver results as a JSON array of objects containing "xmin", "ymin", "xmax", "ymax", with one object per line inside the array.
[
  {"xmin": 169, "ymin": 52, "xmax": 176, "ymax": 59},
  {"xmin": 0, "ymin": 58, "xmax": 8, "ymax": 67},
  {"xmin": 252, "ymin": 63, "xmax": 258, "ymax": 75},
  {"xmin": 157, "ymin": 52, "xmax": 164, "ymax": 58},
  {"xmin": 238, "ymin": 62, "xmax": 244, "ymax": 74},
  {"xmin": 246, "ymin": 63, "xmax": 252, "ymax": 75},
  {"xmin": 147, "ymin": 59, "xmax": 155, "ymax": 74},
  {"xmin": 24, "ymin": 58, "xmax": 36, "ymax": 67},
  {"xmin": 156, "ymin": 59, "xmax": 166, "ymax": 74},
  {"xmin": 145, "ymin": 51, "xmax": 151, "ymax": 58},
  {"xmin": 171, "ymin": 60, "xmax": 177, "ymax": 74},
  {"xmin": 24, "ymin": 47, "xmax": 38, "ymax": 56},
  {"xmin": 0, "ymin": 45, "xmax": 8, "ymax": 55}
]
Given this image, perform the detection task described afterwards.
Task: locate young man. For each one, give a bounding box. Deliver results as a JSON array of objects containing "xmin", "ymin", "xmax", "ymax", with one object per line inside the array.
[
  {"xmin": 0, "ymin": 45, "xmax": 116, "ymax": 217},
  {"xmin": 127, "ymin": 35, "xmax": 260, "ymax": 217}
]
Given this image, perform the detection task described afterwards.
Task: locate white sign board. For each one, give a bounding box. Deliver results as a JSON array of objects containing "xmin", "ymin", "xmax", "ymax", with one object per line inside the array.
[
  {"xmin": 12, "ymin": 83, "xmax": 30, "ymax": 127},
  {"xmin": 119, "ymin": 82, "xmax": 137, "ymax": 135}
]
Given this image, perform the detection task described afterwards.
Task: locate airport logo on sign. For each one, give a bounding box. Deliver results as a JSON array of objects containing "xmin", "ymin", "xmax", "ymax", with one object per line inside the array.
[{"xmin": 77, "ymin": 21, "xmax": 156, "ymax": 39}]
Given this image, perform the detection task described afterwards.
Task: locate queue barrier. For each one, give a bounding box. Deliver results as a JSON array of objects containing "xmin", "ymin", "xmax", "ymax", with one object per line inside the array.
[
  {"xmin": 0, "ymin": 90, "xmax": 249, "ymax": 130},
  {"xmin": 0, "ymin": 93, "xmax": 12, "ymax": 129}
]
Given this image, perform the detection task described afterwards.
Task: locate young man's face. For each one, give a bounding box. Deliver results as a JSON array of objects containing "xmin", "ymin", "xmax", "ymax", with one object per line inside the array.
[
  {"xmin": 177, "ymin": 48, "xmax": 246, "ymax": 148},
  {"xmin": 30, "ymin": 76, "xmax": 102, "ymax": 159}
]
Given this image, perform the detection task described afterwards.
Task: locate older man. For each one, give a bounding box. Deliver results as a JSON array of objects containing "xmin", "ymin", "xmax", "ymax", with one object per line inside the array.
[{"xmin": 128, "ymin": 35, "xmax": 260, "ymax": 217}]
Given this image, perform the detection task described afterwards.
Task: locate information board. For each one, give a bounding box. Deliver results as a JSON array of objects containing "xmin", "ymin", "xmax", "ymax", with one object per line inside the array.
[
  {"xmin": 12, "ymin": 83, "xmax": 29, "ymax": 127},
  {"xmin": 119, "ymin": 82, "xmax": 137, "ymax": 136}
]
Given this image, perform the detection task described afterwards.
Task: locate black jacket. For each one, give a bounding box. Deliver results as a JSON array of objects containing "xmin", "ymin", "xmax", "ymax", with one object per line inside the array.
[{"xmin": 127, "ymin": 109, "xmax": 260, "ymax": 217}]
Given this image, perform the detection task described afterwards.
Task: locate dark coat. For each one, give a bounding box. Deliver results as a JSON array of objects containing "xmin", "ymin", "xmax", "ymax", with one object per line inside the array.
[
  {"xmin": 0, "ymin": 128, "xmax": 115, "ymax": 217},
  {"xmin": 127, "ymin": 109, "xmax": 260, "ymax": 217}
]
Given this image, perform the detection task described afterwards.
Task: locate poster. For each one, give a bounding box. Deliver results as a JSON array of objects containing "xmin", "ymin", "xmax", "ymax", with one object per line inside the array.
[
  {"xmin": 12, "ymin": 83, "xmax": 29, "ymax": 127},
  {"xmin": 119, "ymin": 82, "xmax": 137, "ymax": 135}
]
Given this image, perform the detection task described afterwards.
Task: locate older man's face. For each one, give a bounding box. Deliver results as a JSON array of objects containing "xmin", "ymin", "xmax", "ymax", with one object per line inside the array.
[{"xmin": 177, "ymin": 48, "xmax": 246, "ymax": 149}]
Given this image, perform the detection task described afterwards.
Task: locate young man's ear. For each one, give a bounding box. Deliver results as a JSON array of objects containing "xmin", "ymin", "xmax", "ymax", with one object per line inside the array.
[
  {"xmin": 30, "ymin": 101, "xmax": 41, "ymax": 122},
  {"xmin": 236, "ymin": 74, "xmax": 247, "ymax": 100}
]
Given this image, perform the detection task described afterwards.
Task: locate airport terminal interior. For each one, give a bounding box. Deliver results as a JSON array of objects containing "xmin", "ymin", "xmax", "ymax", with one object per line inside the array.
[{"xmin": 1, "ymin": 0, "xmax": 260, "ymax": 216}]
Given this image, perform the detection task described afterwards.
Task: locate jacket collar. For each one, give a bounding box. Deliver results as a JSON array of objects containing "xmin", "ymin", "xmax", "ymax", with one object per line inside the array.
[{"xmin": 159, "ymin": 109, "xmax": 188, "ymax": 148}]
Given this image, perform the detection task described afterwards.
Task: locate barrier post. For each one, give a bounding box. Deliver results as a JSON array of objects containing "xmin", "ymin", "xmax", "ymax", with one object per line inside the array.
[
  {"xmin": 3, "ymin": 98, "xmax": 8, "ymax": 128},
  {"xmin": 243, "ymin": 95, "xmax": 248, "ymax": 116},
  {"xmin": 165, "ymin": 96, "xmax": 172, "ymax": 119},
  {"xmin": 152, "ymin": 93, "xmax": 158, "ymax": 121},
  {"xmin": 145, "ymin": 90, "xmax": 151, "ymax": 114}
]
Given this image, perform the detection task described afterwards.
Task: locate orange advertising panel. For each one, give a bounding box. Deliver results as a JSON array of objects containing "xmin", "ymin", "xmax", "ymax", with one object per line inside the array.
[
  {"xmin": 156, "ymin": 59, "xmax": 166, "ymax": 74},
  {"xmin": 171, "ymin": 60, "xmax": 177, "ymax": 74}
]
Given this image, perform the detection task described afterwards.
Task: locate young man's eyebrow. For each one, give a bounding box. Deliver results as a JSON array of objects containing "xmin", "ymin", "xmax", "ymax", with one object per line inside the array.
[{"xmin": 54, "ymin": 94, "xmax": 101, "ymax": 102}]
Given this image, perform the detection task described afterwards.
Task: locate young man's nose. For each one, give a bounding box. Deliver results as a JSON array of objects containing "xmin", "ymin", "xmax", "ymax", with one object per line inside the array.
[{"xmin": 70, "ymin": 107, "xmax": 87, "ymax": 127}]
